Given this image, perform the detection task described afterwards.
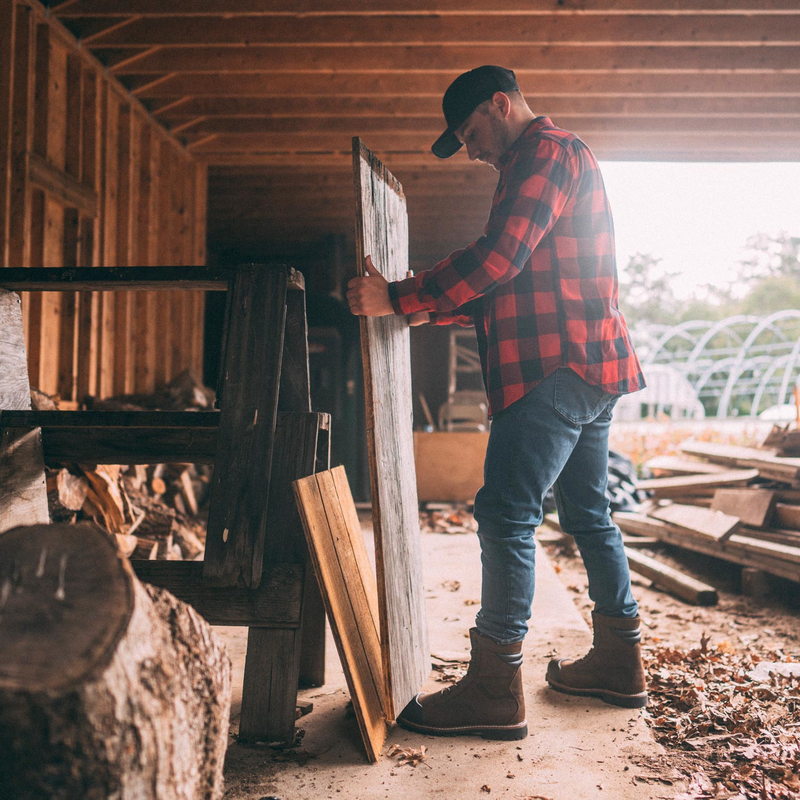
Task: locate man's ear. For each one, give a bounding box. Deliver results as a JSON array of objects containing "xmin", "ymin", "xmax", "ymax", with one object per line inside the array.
[{"xmin": 492, "ymin": 91, "xmax": 512, "ymax": 117}]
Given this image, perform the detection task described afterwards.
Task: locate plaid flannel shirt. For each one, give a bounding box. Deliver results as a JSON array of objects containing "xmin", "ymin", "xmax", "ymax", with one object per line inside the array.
[{"xmin": 387, "ymin": 116, "xmax": 645, "ymax": 415}]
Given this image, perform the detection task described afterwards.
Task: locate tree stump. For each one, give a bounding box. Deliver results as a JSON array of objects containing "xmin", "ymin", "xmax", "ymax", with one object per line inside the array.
[{"xmin": 0, "ymin": 523, "xmax": 231, "ymax": 800}]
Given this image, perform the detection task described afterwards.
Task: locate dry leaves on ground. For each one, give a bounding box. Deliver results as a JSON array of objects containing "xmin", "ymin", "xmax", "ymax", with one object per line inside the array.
[
  {"xmin": 386, "ymin": 744, "xmax": 428, "ymax": 767},
  {"xmin": 419, "ymin": 505, "xmax": 478, "ymax": 535},
  {"xmin": 644, "ymin": 634, "xmax": 800, "ymax": 799}
]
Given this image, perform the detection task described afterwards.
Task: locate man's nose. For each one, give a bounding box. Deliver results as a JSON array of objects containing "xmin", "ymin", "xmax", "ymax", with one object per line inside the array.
[{"xmin": 466, "ymin": 143, "xmax": 479, "ymax": 161}]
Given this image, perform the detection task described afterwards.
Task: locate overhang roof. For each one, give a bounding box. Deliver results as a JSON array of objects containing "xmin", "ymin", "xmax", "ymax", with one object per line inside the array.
[{"xmin": 46, "ymin": 1, "xmax": 800, "ymax": 259}]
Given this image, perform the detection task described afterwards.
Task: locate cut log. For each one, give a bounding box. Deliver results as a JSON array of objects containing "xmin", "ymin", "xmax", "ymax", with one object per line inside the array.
[
  {"xmin": 0, "ymin": 523, "xmax": 230, "ymax": 800},
  {"xmin": 710, "ymin": 488, "xmax": 776, "ymax": 528},
  {"xmin": 636, "ymin": 469, "xmax": 759, "ymax": 498},
  {"xmin": 650, "ymin": 503, "xmax": 741, "ymax": 542},
  {"xmin": 624, "ymin": 547, "xmax": 718, "ymax": 606}
]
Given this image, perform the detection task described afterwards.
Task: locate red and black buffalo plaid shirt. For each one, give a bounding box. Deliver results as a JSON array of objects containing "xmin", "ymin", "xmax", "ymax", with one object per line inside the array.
[{"xmin": 387, "ymin": 116, "xmax": 645, "ymax": 415}]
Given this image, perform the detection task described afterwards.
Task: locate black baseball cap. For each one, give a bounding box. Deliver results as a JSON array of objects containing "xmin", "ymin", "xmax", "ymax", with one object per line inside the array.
[{"xmin": 432, "ymin": 66, "xmax": 520, "ymax": 159}]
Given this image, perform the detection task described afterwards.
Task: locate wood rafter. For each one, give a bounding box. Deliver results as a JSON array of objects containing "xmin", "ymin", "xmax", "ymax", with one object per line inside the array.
[{"xmin": 48, "ymin": 1, "xmax": 800, "ymax": 16}]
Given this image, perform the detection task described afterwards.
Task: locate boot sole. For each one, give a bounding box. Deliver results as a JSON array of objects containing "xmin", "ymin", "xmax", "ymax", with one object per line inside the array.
[
  {"xmin": 546, "ymin": 677, "xmax": 648, "ymax": 709},
  {"xmin": 396, "ymin": 716, "xmax": 528, "ymax": 741}
]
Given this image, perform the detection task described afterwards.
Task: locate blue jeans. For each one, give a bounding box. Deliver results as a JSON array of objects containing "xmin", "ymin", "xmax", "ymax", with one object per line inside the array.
[{"xmin": 474, "ymin": 368, "xmax": 639, "ymax": 644}]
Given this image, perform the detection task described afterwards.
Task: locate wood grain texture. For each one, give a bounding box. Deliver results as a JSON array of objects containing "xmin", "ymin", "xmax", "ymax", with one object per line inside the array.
[
  {"xmin": 203, "ymin": 265, "xmax": 287, "ymax": 589},
  {"xmin": 625, "ymin": 546, "xmax": 718, "ymax": 606},
  {"xmin": 711, "ymin": 488, "xmax": 777, "ymax": 529},
  {"xmin": 636, "ymin": 468, "xmax": 759, "ymax": 497},
  {"xmin": 352, "ymin": 138, "xmax": 428, "ymax": 721},
  {"xmin": 0, "ymin": 288, "xmax": 48, "ymax": 533},
  {"xmin": 239, "ymin": 411, "xmax": 322, "ymax": 743},
  {"xmin": 293, "ymin": 466, "xmax": 387, "ymax": 763},
  {"xmin": 650, "ymin": 503, "xmax": 741, "ymax": 542}
]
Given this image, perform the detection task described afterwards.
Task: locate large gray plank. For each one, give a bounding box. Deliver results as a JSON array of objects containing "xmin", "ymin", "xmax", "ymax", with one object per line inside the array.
[
  {"xmin": 0, "ymin": 290, "xmax": 48, "ymax": 533},
  {"xmin": 352, "ymin": 139, "xmax": 429, "ymax": 721}
]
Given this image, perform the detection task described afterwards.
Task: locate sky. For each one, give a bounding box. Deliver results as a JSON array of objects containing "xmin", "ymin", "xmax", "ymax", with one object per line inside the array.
[{"xmin": 599, "ymin": 162, "xmax": 800, "ymax": 300}]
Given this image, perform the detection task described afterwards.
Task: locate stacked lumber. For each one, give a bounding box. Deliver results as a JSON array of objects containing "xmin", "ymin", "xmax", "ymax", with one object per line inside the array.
[
  {"xmin": 38, "ymin": 370, "xmax": 214, "ymax": 562},
  {"xmin": 615, "ymin": 435, "xmax": 800, "ymax": 584}
]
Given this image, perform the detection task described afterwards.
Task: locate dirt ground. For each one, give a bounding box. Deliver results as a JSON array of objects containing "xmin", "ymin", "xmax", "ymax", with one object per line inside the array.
[{"xmin": 540, "ymin": 527, "xmax": 800, "ymax": 798}]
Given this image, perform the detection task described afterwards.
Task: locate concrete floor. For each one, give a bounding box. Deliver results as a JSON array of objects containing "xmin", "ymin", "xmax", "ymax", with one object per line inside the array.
[{"xmin": 218, "ymin": 519, "xmax": 678, "ymax": 800}]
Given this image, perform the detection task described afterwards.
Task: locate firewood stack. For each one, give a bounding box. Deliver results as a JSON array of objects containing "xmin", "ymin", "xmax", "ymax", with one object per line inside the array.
[
  {"xmin": 38, "ymin": 370, "xmax": 213, "ymax": 563},
  {"xmin": 614, "ymin": 425, "xmax": 800, "ymax": 584}
]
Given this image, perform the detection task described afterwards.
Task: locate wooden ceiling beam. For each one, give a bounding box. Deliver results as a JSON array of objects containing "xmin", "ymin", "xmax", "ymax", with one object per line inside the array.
[
  {"xmin": 76, "ymin": 14, "xmax": 800, "ymax": 47},
  {"xmin": 51, "ymin": 1, "xmax": 800, "ymax": 18},
  {"xmin": 179, "ymin": 114, "xmax": 800, "ymax": 137},
  {"xmin": 102, "ymin": 45, "xmax": 800, "ymax": 74},
  {"xmin": 155, "ymin": 95, "xmax": 800, "ymax": 119},
  {"xmin": 197, "ymin": 148, "xmax": 800, "ymax": 166},
  {"xmin": 66, "ymin": 16, "xmax": 139, "ymax": 44},
  {"xmin": 185, "ymin": 131, "xmax": 800, "ymax": 155},
  {"xmin": 132, "ymin": 71, "xmax": 800, "ymax": 98}
]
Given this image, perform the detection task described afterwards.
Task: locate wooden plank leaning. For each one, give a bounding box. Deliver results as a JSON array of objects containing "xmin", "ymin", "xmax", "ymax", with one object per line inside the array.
[
  {"xmin": 203, "ymin": 265, "xmax": 287, "ymax": 589},
  {"xmin": 0, "ymin": 288, "xmax": 48, "ymax": 533},
  {"xmin": 294, "ymin": 466, "xmax": 387, "ymax": 762},
  {"xmin": 352, "ymin": 138, "xmax": 429, "ymax": 722}
]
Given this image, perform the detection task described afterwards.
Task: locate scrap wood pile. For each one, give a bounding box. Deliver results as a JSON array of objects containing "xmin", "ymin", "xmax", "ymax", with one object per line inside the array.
[
  {"xmin": 38, "ymin": 370, "xmax": 212, "ymax": 562},
  {"xmin": 613, "ymin": 426, "xmax": 800, "ymax": 587},
  {"xmin": 645, "ymin": 634, "xmax": 800, "ymax": 800}
]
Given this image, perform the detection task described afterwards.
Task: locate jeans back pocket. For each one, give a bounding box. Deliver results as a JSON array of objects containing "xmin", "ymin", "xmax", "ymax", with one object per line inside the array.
[{"xmin": 553, "ymin": 368, "xmax": 614, "ymax": 425}]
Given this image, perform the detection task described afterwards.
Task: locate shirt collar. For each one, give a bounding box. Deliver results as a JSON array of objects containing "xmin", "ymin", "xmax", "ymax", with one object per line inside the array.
[{"xmin": 498, "ymin": 116, "xmax": 554, "ymax": 168}]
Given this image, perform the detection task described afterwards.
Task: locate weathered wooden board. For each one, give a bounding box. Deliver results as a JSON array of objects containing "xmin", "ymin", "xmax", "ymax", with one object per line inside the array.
[
  {"xmin": 681, "ymin": 440, "xmax": 800, "ymax": 481},
  {"xmin": 624, "ymin": 547, "xmax": 718, "ymax": 606},
  {"xmin": 203, "ymin": 265, "xmax": 287, "ymax": 589},
  {"xmin": 650, "ymin": 503, "xmax": 741, "ymax": 542},
  {"xmin": 774, "ymin": 503, "xmax": 800, "ymax": 531},
  {"xmin": 636, "ymin": 469, "xmax": 759, "ymax": 497},
  {"xmin": 293, "ymin": 466, "xmax": 387, "ymax": 762},
  {"xmin": 643, "ymin": 455, "xmax": 728, "ymax": 476},
  {"xmin": 0, "ymin": 289, "xmax": 48, "ymax": 533},
  {"xmin": 711, "ymin": 488, "xmax": 777, "ymax": 529},
  {"xmin": 614, "ymin": 512, "xmax": 800, "ymax": 584},
  {"xmin": 352, "ymin": 138, "xmax": 428, "ymax": 720}
]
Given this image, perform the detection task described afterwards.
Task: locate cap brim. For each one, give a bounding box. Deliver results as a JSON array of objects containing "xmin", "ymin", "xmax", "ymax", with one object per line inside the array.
[{"xmin": 431, "ymin": 129, "xmax": 463, "ymax": 159}]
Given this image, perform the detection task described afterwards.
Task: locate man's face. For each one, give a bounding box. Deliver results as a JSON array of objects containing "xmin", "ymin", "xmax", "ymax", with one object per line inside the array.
[{"xmin": 455, "ymin": 101, "xmax": 512, "ymax": 170}]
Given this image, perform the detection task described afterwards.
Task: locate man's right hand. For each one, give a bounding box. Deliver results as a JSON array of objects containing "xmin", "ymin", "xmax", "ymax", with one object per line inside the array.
[{"xmin": 409, "ymin": 311, "xmax": 431, "ymax": 326}]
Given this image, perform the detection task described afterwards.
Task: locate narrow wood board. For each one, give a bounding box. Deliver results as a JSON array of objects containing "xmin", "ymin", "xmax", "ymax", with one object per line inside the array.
[
  {"xmin": 293, "ymin": 466, "xmax": 387, "ymax": 762},
  {"xmin": 643, "ymin": 455, "xmax": 728, "ymax": 476},
  {"xmin": 636, "ymin": 468, "xmax": 759, "ymax": 498},
  {"xmin": 0, "ymin": 289, "xmax": 48, "ymax": 533},
  {"xmin": 203, "ymin": 265, "xmax": 287, "ymax": 589},
  {"xmin": 650, "ymin": 503, "xmax": 741, "ymax": 542},
  {"xmin": 352, "ymin": 138, "xmax": 428, "ymax": 720},
  {"xmin": 624, "ymin": 547, "xmax": 718, "ymax": 606},
  {"xmin": 613, "ymin": 512, "xmax": 800, "ymax": 584},
  {"xmin": 711, "ymin": 488, "xmax": 777, "ymax": 529},
  {"xmin": 774, "ymin": 503, "xmax": 800, "ymax": 531},
  {"xmin": 681, "ymin": 441, "xmax": 800, "ymax": 481}
]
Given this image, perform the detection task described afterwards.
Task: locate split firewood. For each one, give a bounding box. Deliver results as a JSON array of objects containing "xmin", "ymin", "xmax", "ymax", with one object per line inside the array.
[
  {"xmin": 114, "ymin": 534, "xmax": 138, "ymax": 558},
  {"xmin": 0, "ymin": 522, "xmax": 230, "ymax": 800},
  {"xmin": 132, "ymin": 537, "xmax": 159, "ymax": 560},
  {"xmin": 81, "ymin": 465, "xmax": 133, "ymax": 535},
  {"xmin": 179, "ymin": 469, "xmax": 199, "ymax": 516}
]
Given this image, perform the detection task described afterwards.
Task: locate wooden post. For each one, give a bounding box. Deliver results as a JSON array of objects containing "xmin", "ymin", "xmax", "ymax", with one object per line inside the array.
[
  {"xmin": 203, "ymin": 265, "xmax": 287, "ymax": 589},
  {"xmin": 0, "ymin": 288, "xmax": 48, "ymax": 533}
]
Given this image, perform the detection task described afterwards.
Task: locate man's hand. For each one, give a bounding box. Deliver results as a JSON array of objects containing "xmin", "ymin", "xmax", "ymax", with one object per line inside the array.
[{"xmin": 347, "ymin": 255, "xmax": 393, "ymax": 317}]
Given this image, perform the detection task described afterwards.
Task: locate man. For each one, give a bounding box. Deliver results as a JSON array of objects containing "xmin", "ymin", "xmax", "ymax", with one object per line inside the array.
[{"xmin": 347, "ymin": 66, "xmax": 646, "ymax": 742}]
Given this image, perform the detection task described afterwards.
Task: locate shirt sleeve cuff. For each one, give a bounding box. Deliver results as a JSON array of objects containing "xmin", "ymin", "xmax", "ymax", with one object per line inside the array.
[{"xmin": 387, "ymin": 276, "xmax": 427, "ymax": 316}]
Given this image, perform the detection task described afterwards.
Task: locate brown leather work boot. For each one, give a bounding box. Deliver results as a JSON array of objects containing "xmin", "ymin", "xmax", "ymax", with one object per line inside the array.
[
  {"xmin": 546, "ymin": 611, "xmax": 648, "ymax": 709},
  {"xmin": 396, "ymin": 628, "xmax": 527, "ymax": 740}
]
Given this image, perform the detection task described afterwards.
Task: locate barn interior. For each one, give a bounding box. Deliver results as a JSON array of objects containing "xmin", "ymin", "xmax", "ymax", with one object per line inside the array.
[{"xmin": 2, "ymin": 2, "xmax": 800, "ymax": 799}]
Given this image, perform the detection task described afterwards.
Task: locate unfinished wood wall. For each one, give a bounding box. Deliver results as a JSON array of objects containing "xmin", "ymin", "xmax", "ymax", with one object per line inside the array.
[{"xmin": 0, "ymin": 0, "xmax": 207, "ymax": 402}]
